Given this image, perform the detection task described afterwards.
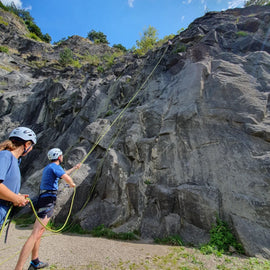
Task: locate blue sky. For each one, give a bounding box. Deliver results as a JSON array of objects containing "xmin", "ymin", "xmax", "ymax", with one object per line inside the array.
[{"xmin": 2, "ymin": 0, "xmax": 246, "ymax": 49}]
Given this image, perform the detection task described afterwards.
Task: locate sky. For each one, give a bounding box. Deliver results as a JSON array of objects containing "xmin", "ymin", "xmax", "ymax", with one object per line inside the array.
[{"xmin": 2, "ymin": 0, "xmax": 246, "ymax": 49}]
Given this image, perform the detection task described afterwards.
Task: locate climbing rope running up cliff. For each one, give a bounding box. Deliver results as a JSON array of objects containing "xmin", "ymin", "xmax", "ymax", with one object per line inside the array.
[{"xmin": 0, "ymin": 44, "xmax": 170, "ymax": 241}]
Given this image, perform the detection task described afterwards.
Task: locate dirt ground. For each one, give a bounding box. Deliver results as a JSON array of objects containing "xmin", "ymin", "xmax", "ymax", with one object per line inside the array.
[
  {"xmin": 0, "ymin": 223, "xmax": 171, "ymax": 270},
  {"xmin": 1, "ymin": 223, "xmax": 269, "ymax": 270}
]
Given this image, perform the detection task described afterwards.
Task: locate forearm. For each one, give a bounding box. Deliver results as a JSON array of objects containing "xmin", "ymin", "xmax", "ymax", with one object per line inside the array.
[
  {"xmin": 0, "ymin": 183, "xmax": 20, "ymax": 204},
  {"xmin": 65, "ymin": 163, "xmax": 81, "ymax": 175},
  {"xmin": 65, "ymin": 167, "xmax": 76, "ymax": 175},
  {"xmin": 61, "ymin": 174, "xmax": 76, "ymax": 188}
]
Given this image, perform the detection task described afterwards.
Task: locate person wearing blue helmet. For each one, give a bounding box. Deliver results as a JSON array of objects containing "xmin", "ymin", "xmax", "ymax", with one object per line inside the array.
[
  {"xmin": 0, "ymin": 127, "xmax": 37, "ymax": 226},
  {"xmin": 15, "ymin": 148, "xmax": 80, "ymax": 270}
]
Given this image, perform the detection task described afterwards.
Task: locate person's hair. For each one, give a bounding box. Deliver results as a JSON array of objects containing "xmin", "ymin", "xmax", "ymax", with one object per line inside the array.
[{"xmin": 0, "ymin": 139, "xmax": 25, "ymax": 151}]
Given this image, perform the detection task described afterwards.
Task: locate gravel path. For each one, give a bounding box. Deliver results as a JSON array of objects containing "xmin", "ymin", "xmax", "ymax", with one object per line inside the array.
[{"xmin": 0, "ymin": 223, "xmax": 171, "ymax": 270}]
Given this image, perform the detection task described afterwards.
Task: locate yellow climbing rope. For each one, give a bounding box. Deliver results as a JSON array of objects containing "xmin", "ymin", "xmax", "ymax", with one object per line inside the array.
[{"xmin": 0, "ymin": 205, "xmax": 13, "ymax": 238}]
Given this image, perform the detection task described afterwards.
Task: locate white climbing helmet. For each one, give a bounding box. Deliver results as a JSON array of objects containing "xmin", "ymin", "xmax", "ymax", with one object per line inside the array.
[
  {"xmin": 47, "ymin": 148, "xmax": 63, "ymax": 160},
  {"xmin": 9, "ymin": 127, "xmax": 37, "ymax": 144}
]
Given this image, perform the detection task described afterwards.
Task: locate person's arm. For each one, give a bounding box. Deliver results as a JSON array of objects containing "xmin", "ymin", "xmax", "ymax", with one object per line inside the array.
[
  {"xmin": 61, "ymin": 174, "xmax": 76, "ymax": 188},
  {"xmin": 0, "ymin": 182, "xmax": 29, "ymax": 206},
  {"xmin": 65, "ymin": 163, "xmax": 81, "ymax": 176}
]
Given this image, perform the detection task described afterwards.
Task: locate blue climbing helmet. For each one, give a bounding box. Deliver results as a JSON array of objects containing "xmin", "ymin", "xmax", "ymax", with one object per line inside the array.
[
  {"xmin": 9, "ymin": 127, "xmax": 37, "ymax": 144},
  {"xmin": 47, "ymin": 148, "xmax": 63, "ymax": 161}
]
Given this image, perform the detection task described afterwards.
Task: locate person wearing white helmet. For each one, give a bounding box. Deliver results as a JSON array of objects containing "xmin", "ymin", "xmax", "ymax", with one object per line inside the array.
[
  {"xmin": 16, "ymin": 148, "xmax": 81, "ymax": 270},
  {"xmin": 0, "ymin": 127, "xmax": 37, "ymax": 226}
]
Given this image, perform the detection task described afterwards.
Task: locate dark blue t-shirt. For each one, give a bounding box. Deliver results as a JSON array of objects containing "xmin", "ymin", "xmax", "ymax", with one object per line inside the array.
[{"xmin": 40, "ymin": 163, "xmax": 65, "ymax": 191}]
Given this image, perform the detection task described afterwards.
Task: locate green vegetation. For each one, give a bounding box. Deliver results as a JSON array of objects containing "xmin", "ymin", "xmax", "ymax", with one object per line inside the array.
[
  {"xmin": 175, "ymin": 44, "xmax": 187, "ymax": 53},
  {"xmin": 103, "ymin": 51, "xmax": 124, "ymax": 68},
  {"xmin": 156, "ymin": 33, "xmax": 175, "ymax": 47},
  {"xmin": 45, "ymin": 246, "xmax": 270, "ymax": 270},
  {"xmin": 112, "ymin": 43, "xmax": 127, "ymax": 52},
  {"xmin": 81, "ymin": 54, "xmax": 100, "ymax": 66},
  {"xmin": 153, "ymin": 217, "xmax": 243, "ymax": 258},
  {"xmin": 87, "ymin": 29, "xmax": 109, "ymax": 44},
  {"xmin": 57, "ymin": 46, "xmax": 123, "ymax": 70},
  {"xmin": 12, "ymin": 215, "xmax": 270, "ymax": 269},
  {"xmin": 244, "ymin": 0, "xmax": 270, "ymax": 6},
  {"xmin": 59, "ymin": 47, "xmax": 79, "ymax": 67},
  {"xmin": 59, "ymin": 47, "xmax": 73, "ymax": 66},
  {"xmin": 200, "ymin": 217, "xmax": 244, "ymax": 256},
  {"xmin": 26, "ymin": 32, "xmax": 42, "ymax": 42},
  {"xmin": 0, "ymin": 1, "xmax": 8, "ymax": 11},
  {"xmin": 0, "ymin": 15, "xmax": 8, "ymax": 26},
  {"xmin": 0, "ymin": 45, "xmax": 9, "ymax": 53},
  {"xmin": 90, "ymin": 224, "xmax": 138, "ymax": 240},
  {"xmin": 144, "ymin": 179, "xmax": 153, "ymax": 185},
  {"xmin": 155, "ymin": 235, "xmax": 184, "ymax": 246},
  {"xmin": 0, "ymin": 65, "xmax": 12, "ymax": 72},
  {"xmin": 134, "ymin": 25, "xmax": 159, "ymax": 56},
  {"xmin": 97, "ymin": 65, "xmax": 104, "ymax": 73},
  {"xmin": 0, "ymin": 1, "xmax": 51, "ymax": 43},
  {"xmin": 237, "ymin": 31, "xmax": 249, "ymax": 37}
]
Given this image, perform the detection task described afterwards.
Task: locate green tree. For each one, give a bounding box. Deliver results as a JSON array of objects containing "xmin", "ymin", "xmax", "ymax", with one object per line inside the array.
[
  {"xmin": 112, "ymin": 43, "xmax": 127, "ymax": 52},
  {"xmin": 135, "ymin": 25, "xmax": 158, "ymax": 55},
  {"xmin": 42, "ymin": 33, "xmax": 52, "ymax": 43},
  {"xmin": 0, "ymin": 1, "xmax": 9, "ymax": 11},
  {"xmin": 244, "ymin": 0, "xmax": 270, "ymax": 6},
  {"xmin": 87, "ymin": 30, "xmax": 109, "ymax": 44},
  {"xmin": 2, "ymin": 1, "xmax": 51, "ymax": 43}
]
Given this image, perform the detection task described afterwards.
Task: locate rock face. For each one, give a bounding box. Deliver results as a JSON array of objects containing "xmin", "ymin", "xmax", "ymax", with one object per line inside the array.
[{"xmin": 0, "ymin": 5, "xmax": 270, "ymax": 259}]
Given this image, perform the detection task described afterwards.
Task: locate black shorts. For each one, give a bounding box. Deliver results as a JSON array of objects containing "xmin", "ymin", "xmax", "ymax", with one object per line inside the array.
[{"xmin": 37, "ymin": 194, "xmax": 57, "ymax": 219}]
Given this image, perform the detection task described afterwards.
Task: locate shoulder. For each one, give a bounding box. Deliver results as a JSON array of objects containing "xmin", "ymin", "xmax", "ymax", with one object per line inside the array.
[
  {"xmin": 50, "ymin": 163, "xmax": 65, "ymax": 175},
  {"xmin": 0, "ymin": 150, "xmax": 12, "ymax": 157},
  {"xmin": 0, "ymin": 150, "xmax": 13, "ymax": 161}
]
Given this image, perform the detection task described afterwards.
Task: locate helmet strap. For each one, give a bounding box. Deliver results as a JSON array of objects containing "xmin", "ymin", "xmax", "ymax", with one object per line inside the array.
[{"xmin": 23, "ymin": 143, "xmax": 33, "ymax": 155}]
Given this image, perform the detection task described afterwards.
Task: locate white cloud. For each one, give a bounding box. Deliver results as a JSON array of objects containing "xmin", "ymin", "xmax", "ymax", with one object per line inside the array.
[
  {"xmin": 2, "ymin": 0, "xmax": 23, "ymax": 8},
  {"xmin": 228, "ymin": 0, "xmax": 245, "ymax": 9},
  {"xmin": 128, "ymin": 0, "xmax": 135, "ymax": 8},
  {"xmin": 182, "ymin": 0, "xmax": 192, "ymax": 4}
]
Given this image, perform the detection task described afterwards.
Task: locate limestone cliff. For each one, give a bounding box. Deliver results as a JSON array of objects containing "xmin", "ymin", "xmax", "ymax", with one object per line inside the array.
[{"xmin": 0, "ymin": 5, "xmax": 270, "ymax": 258}]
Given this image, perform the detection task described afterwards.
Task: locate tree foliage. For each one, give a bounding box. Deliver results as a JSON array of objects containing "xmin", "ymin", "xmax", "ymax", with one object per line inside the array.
[
  {"xmin": 112, "ymin": 43, "xmax": 127, "ymax": 52},
  {"xmin": 0, "ymin": 0, "xmax": 8, "ymax": 11},
  {"xmin": 244, "ymin": 0, "xmax": 270, "ymax": 6},
  {"xmin": 87, "ymin": 30, "xmax": 109, "ymax": 44},
  {"xmin": 0, "ymin": 1, "xmax": 51, "ymax": 43},
  {"xmin": 135, "ymin": 25, "xmax": 159, "ymax": 55}
]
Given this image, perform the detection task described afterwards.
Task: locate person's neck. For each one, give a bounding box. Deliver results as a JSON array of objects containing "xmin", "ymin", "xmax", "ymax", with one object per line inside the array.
[
  {"xmin": 53, "ymin": 160, "xmax": 60, "ymax": 165},
  {"xmin": 11, "ymin": 146, "xmax": 23, "ymax": 159}
]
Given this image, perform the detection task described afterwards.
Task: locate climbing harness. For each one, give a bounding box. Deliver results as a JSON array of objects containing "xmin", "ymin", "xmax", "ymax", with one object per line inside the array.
[{"xmin": 0, "ymin": 44, "xmax": 169, "ymax": 239}]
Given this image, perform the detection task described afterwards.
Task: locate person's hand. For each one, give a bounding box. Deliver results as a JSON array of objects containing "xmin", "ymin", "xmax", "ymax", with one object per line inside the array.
[
  {"xmin": 69, "ymin": 182, "xmax": 76, "ymax": 188},
  {"xmin": 74, "ymin": 163, "xmax": 81, "ymax": 170},
  {"xmin": 13, "ymin": 194, "xmax": 29, "ymax": 207}
]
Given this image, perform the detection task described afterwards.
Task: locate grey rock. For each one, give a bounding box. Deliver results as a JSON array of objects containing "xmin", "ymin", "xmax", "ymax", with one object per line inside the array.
[{"xmin": 1, "ymin": 5, "xmax": 270, "ymax": 259}]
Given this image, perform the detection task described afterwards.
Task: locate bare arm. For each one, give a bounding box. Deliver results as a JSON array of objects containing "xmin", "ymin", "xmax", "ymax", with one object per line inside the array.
[
  {"xmin": 0, "ymin": 182, "xmax": 29, "ymax": 206},
  {"xmin": 61, "ymin": 174, "xmax": 76, "ymax": 188},
  {"xmin": 65, "ymin": 163, "xmax": 81, "ymax": 176}
]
